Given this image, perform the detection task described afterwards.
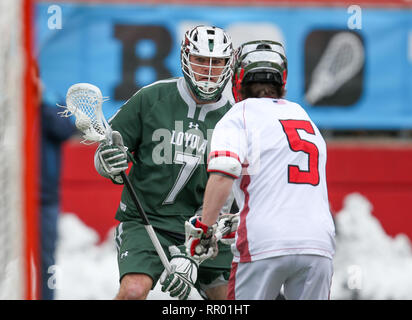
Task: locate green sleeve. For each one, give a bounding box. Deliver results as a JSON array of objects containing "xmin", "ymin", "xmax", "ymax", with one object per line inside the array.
[{"xmin": 109, "ymin": 91, "xmax": 145, "ymax": 152}]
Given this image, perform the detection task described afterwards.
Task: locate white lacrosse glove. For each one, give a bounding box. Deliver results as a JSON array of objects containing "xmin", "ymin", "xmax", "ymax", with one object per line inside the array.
[
  {"xmin": 96, "ymin": 131, "xmax": 129, "ymax": 184},
  {"xmin": 217, "ymin": 213, "xmax": 240, "ymax": 245},
  {"xmin": 185, "ymin": 215, "xmax": 218, "ymax": 264},
  {"xmin": 159, "ymin": 245, "xmax": 198, "ymax": 300}
]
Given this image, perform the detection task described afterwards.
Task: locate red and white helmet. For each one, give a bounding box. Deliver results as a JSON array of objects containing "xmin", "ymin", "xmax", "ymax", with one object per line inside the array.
[{"xmin": 181, "ymin": 25, "xmax": 234, "ymax": 101}]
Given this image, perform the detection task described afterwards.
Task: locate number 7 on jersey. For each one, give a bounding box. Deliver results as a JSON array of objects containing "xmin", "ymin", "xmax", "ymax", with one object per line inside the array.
[{"xmin": 163, "ymin": 152, "xmax": 201, "ymax": 204}]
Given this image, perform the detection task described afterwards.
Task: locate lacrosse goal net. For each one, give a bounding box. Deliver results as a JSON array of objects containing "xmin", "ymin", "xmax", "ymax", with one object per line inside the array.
[{"xmin": 0, "ymin": 0, "xmax": 39, "ymax": 299}]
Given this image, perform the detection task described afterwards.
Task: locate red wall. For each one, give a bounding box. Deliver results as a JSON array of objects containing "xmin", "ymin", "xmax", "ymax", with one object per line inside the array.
[
  {"xmin": 326, "ymin": 142, "xmax": 412, "ymax": 239},
  {"xmin": 61, "ymin": 142, "xmax": 122, "ymax": 242},
  {"xmin": 61, "ymin": 140, "xmax": 412, "ymax": 242}
]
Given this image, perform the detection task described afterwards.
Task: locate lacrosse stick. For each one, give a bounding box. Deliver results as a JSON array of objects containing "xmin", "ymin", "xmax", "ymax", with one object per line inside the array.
[
  {"xmin": 59, "ymin": 83, "xmax": 203, "ymax": 299},
  {"xmin": 59, "ymin": 83, "xmax": 111, "ymax": 144}
]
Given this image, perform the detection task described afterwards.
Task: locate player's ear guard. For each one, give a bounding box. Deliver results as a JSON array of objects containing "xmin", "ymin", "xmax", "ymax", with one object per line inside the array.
[{"xmin": 207, "ymin": 151, "xmax": 242, "ymax": 179}]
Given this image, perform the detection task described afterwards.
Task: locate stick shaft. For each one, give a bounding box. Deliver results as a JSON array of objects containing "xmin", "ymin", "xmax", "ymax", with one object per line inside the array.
[
  {"xmin": 111, "ymin": 132, "xmax": 201, "ymax": 297},
  {"xmin": 120, "ymin": 172, "xmax": 172, "ymax": 272},
  {"xmin": 144, "ymin": 225, "xmax": 172, "ymax": 273},
  {"xmin": 120, "ymin": 173, "xmax": 202, "ymax": 299},
  {"xmin": 120, "ymin": 173, "xmax": 235, "ymax": 300},
  {"xmin": 120, "ymin": 172, "xmax": 150, "ymax": 225}
]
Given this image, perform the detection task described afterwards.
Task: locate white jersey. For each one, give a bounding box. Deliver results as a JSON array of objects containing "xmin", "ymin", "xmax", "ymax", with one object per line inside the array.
[{"xmin": 209, "ymin": 98, "xmax": 335, "ymax": 263}]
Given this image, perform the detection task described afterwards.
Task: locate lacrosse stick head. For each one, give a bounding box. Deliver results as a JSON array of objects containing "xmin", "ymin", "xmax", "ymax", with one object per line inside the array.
[{"xmin": 61, "ymin": 83, "xmax": 111, "ymax": 143}]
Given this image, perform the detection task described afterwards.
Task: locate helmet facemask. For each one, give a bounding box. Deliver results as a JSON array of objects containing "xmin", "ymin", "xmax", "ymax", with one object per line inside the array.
[{"xmin": 181, "ymin": 26, "xmax": 234, "ymax": 102}]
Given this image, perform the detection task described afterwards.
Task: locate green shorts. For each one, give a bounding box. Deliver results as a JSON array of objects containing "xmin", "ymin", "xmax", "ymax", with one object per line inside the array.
[{"xmin": 114, "ymin": 220, "xmax": 233, "ymax": 291}]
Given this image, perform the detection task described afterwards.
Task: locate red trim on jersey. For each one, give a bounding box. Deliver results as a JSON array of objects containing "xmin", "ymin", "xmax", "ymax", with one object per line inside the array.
[
  {"xmin": 227, "ymin": 261, "xmax": 238, "ymax": 300},
  {"xmin": 207, "ymin": 150, "xmax": 240, "ymax": 163},
  {"xmin": 236, "ymin": 165, "xmax": 252, "ymax": 263}
]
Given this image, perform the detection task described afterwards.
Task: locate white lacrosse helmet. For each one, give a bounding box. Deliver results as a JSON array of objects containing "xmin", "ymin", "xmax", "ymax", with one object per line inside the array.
[{"xmin": 181, "ymin": 25, "xmax": 234, "ymax": 101}]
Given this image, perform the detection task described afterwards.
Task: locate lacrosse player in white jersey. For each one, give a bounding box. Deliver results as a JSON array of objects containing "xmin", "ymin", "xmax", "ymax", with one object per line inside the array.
[{"xmin": 184, "ymin": 40, "xmax": 336, "ymax": 300}]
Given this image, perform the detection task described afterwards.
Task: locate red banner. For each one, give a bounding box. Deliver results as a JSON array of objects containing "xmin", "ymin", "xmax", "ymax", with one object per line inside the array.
[{"xmin": 62, "ymin": 141, "xmax": 412, "ymax": 242}]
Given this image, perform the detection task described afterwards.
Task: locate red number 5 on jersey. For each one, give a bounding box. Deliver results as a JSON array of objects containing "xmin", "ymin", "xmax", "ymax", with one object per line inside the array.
[{"xmin": 279, "ymin": 120, "xmax": 320, "ymax": 186}]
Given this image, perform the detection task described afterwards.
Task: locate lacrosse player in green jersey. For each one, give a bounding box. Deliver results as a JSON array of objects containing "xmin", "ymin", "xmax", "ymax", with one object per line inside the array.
[{"xmin": 94, "ymin": 25, "xmax": 237, "ymax": 300}]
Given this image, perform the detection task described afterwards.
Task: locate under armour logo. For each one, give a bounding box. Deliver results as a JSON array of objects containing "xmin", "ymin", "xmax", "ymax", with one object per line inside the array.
[{"xmin": 188, "ymin": 122, "xmax": 199, "ymax": 130}]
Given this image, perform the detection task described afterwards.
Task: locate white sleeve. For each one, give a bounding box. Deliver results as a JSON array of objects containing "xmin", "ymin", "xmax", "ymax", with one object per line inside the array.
[{"xmin": 207, "ymin": 104, "xmax": 247, "ymax": 179}]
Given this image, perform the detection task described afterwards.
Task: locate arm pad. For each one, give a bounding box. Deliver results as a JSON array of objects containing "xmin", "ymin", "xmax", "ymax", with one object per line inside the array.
[{"xmin": 207, "ymin": 153, "xmax": 242, "ymax": 179}]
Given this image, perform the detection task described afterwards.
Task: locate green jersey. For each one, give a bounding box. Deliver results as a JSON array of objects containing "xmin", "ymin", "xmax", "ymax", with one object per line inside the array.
[{"xmin": 110, "ymin": 77, "xmax": 233, "ymax": 233}]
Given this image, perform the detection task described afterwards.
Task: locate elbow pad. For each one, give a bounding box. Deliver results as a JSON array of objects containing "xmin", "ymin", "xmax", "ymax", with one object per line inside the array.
[{"xmin": 207, "ymin": 151, "xmax": 242, "ymax": 179}]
